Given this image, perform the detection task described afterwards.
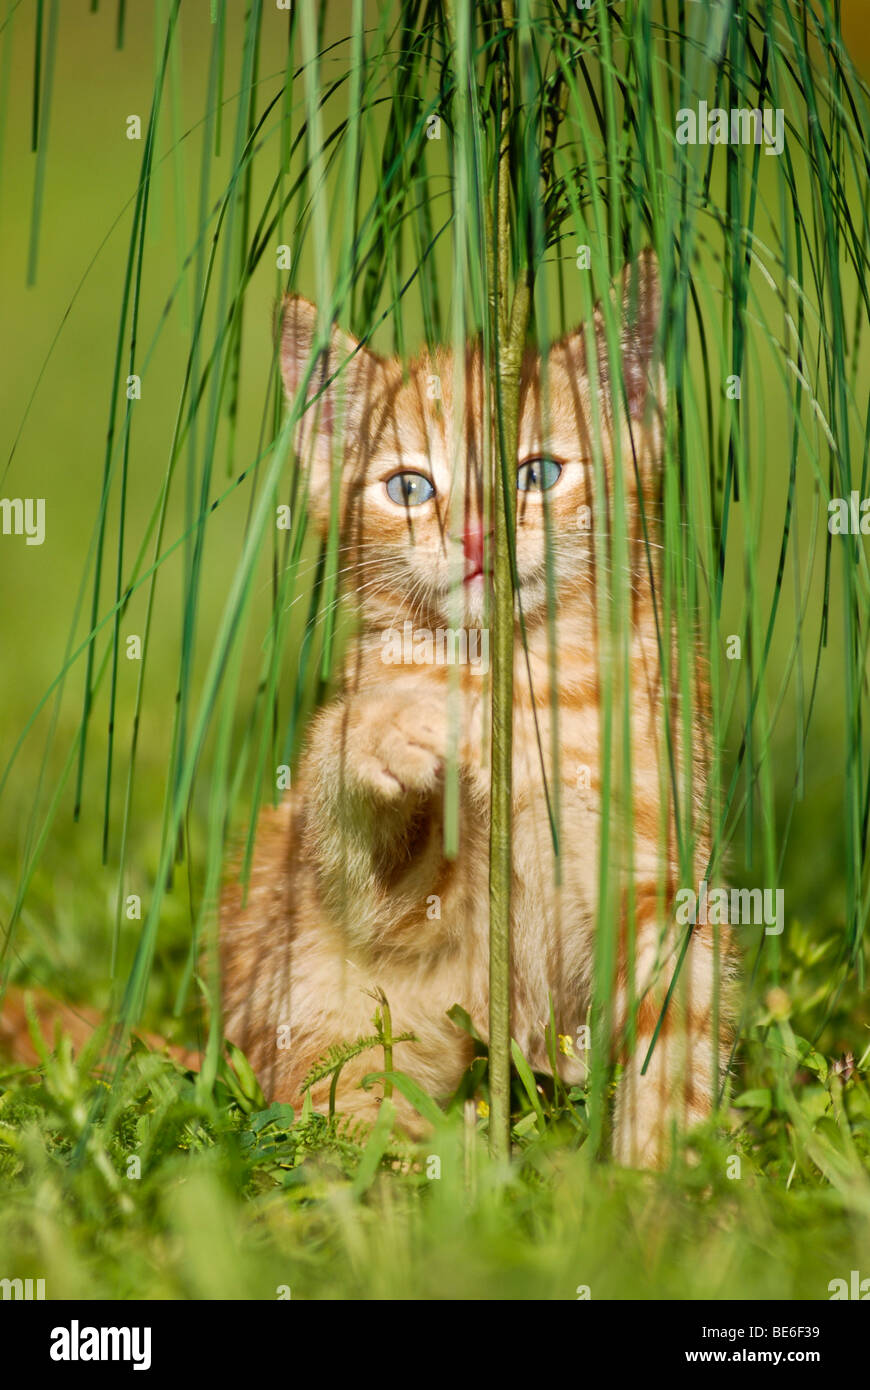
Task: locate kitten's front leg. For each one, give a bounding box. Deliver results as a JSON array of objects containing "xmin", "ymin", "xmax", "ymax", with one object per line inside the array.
[
  {"xmin": 611, "ymin": 892, "xmax": 732, "ymax": 1167},
  {"xmin": 303, "ymin": 681, "xmax": 451, "ymax": 936}
]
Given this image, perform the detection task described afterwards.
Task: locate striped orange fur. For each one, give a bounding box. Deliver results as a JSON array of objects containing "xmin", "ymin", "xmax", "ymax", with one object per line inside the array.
[{"xmin": 220, "ymin": 253, "xmax": 737, "ymax": 1165}]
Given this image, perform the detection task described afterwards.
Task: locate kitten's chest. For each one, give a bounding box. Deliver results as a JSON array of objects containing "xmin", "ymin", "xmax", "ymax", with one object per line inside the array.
[
  {"xmin": 509, "ymin": 674, "xmax": 602, "ymax": 878},
  {"xmin": 452, "ymin": 691, "xmax": 603, "ymax": 995},
  {"xmin": 445, "ymin": 650, "xmax": 603, "ymax": 902}
]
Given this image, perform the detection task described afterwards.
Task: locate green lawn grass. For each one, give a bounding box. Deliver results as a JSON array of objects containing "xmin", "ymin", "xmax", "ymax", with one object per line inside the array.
[
  {"xmin": 1, "ymin": 1010, "xmax": 869, "ymax": 1299},
  {"xmin": 1, "ymin": 836, "xmax": 869, "ymax": 1299}
]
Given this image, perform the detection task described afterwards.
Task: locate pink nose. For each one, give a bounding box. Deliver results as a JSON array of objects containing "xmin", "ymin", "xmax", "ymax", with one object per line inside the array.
[{"xmin": 463, "ymin": 523, "xmax": 486, "ymax": 578}]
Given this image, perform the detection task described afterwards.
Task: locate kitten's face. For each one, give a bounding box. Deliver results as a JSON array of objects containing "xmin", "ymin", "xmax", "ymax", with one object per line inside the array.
[{"xmin": 281, "ymin": 253, "xmax": 662, "ymax": 631}]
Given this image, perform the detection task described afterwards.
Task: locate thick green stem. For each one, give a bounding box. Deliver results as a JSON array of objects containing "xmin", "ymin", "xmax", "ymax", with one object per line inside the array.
[
  {"xmin": 488, "ymin": 279, "xmax": 529, "ymax": 1162},
  {"xmin": 487, "ymin": 1, "xmax": 531, "ymax": 1160}
]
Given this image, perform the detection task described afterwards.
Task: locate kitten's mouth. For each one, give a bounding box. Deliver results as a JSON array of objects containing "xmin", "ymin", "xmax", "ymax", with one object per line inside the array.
[{"xmin": 463, "ymin": 559, "xmax": 491, "ymax": 586}]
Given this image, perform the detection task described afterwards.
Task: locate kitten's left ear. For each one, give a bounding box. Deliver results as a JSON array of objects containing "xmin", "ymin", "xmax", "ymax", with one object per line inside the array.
[{"xmin": 596, "ymin": 248, "xmax": 664, "ymax": 425}]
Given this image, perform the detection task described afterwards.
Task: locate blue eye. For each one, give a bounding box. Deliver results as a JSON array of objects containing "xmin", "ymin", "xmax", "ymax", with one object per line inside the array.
[
  {"xmin": 385, "ymin": 472, "xmax": 435, "ymax": 506},
  {"xmin": 517, "ymin": 457, "xmax": 562, "ymax": 492}
]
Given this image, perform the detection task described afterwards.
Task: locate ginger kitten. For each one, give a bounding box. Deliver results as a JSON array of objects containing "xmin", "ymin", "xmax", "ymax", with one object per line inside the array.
[{"xmin": 219, "ymin": 252, "xmax": 735, "ymax": 1166}]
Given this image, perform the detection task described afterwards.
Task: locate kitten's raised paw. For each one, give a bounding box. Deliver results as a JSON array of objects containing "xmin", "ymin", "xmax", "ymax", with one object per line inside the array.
[{"xmin": 348, "ymin": 697, "xmax": 448, "ymax": 802}]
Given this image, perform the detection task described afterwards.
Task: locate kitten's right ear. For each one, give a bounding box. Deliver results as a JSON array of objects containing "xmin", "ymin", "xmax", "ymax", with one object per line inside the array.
[{"xmin": 278, "ymin": 295, "xmax": 383, "ymax": 468}]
